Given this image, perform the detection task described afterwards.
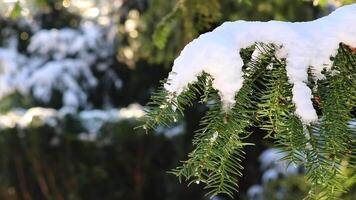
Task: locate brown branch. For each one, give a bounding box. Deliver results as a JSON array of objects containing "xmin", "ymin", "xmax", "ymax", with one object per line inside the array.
[
  {"xmin": 27, "ymin": 151, "xmax": 51, "ymax": 200},
  {"xmin": 43, "ymin": 163, "xmax": 65, "ymax": 200},
  {"xmin": 346, "ymin": 45, "xmax": 356, "ymax": 52},
  {"xmin": 13, "ymin": 155, "xmax": 32, "ymax": 200}
]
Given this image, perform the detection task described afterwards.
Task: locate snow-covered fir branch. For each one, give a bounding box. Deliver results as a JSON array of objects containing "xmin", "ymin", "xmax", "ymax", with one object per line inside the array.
[
  {"xmin": 164, "ymin": 4, "xmax": 356, "ymax": 124},
  {"xmin": 144, "ymin": 4, "xmax": 356, "ymax": 199}
]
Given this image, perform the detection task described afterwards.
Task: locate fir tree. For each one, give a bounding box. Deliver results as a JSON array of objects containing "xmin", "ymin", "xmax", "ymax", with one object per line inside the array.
[{"xmin": 142, "ymin": 5, "xmax": 356, "ymax": 199}]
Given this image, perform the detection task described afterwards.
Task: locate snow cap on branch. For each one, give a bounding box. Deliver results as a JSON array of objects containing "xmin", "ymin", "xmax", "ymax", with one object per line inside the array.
[{"xmin": 164, "ymin": 4, "xmax": 356, "ymax": 124}]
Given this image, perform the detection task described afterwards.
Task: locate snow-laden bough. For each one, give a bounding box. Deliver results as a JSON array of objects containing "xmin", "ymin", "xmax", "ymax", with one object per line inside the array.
[{"xmin": 164, "ymin": 4, "xmax": 356, "ymax": 124}]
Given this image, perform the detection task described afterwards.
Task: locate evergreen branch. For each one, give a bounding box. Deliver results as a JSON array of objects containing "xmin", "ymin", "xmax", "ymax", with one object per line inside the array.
[
  {"xmin": 140, "ymin": 75, "xmax": 207, "ymax": 130},
  {"xmin": 301, "ymin": 44, "xmax": 356, "ymax": 199},
  {"xmin": 257, "ymin": 43, "xmax": 356, "ymax": 199},
  {"xmin": 142, "ymin": 42, "xmax": 356, "ymax": 199},
  {"xmin": 170, "ymin": 43, "xmax": 276, "ymax": 197},
  {"xmin": 257, "ymin": 56, "xmax": 307, "ymax": 164}
]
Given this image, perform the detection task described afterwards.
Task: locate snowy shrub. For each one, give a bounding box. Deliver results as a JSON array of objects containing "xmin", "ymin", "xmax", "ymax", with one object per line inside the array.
[
  {"xmin": 0, "ymin": 21, "xmax": 122, "ymax": 110},
  {"xmin": 247, "ymin": 148, "xmax": 305, "ymax": 200},
  {"xmin": 0, "ymin": 104, "xmax": 144, "ymax": 136}
]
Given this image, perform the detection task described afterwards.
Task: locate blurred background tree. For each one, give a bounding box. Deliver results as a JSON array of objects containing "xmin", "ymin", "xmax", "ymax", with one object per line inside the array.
[{"xmin": 0, "ymin": 0, "xmax": 355, "ymax": 200}]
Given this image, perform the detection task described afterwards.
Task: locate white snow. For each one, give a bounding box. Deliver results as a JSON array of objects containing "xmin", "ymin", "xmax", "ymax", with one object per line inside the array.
[
  {"xmin": 0, "ymin": 104, "xmax": 145, "ymax": 141},
  {"xmin": 0, "ymin": 48, "xmax": 26, "ymax": 98},
  {"xmin": 118, "ymin": 104, "xmax": 145, "ymax": 119},
  {"xmin": 261, "ymin": 169, "xmax": 279, "ymax": 183},
  {"xmin": 246, "ymin": 148, "xmax": 303, "ymax": 200},
  {"xmin": 164, "ymin": 4, "xmax": 356, "ymax": 124},
  {"xmin": 155, "ymin": 123, "xmax": 185, "ymax": 138},
  {"xmin": 78, "ymin": 109, "xmax": 120, "ymax": 141},
  {"xmin": 0, "ymin": 107, "xmax": 59, "ymax": 128},
  {"xmin": 349, "ymin": 119, "xmax": 356, "ymax": 127},
  {"xmin": 77, "ymin": 103, "xmax": 145, "ymax": 141},
  {"xmin": 259, "ymin": 148, "xmax": 286, "ymax": 170},
  {"xmin": 247, "ymin": 184, "xmax": 264, "ymax": 200},
  {"xmin": 259, "ymin": 148, "xmax": 299, "ymax": 177}
]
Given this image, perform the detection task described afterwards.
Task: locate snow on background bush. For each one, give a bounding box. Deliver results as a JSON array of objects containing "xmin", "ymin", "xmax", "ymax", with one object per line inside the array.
[
  {"xmin": 0, "ymin": 17, "xmax": 184, "ymax": 139},
  {"xmin": 247, "ymin": 148, "xmax": 303, "ymax": 200},
  {"xmin": 0, "ymin": 11, "xmax": 133, "ymax": 140},
  {"xmin": 0, "ymin": 103, "xmax": 145, "ymax": 140},
  {"xmin": 0, "ymin": 0, "xmax": 187, "ymax": 141},
  {"xmin": 0, "ymin": 20, "xmax": 121, "ymax": 110}
]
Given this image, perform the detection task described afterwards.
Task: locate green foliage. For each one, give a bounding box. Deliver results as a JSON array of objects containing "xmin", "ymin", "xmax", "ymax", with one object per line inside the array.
[
  {"xmin": 0, "ymin": 92, "xmax": 34, "ymax": 113},
  {"xmin": 143, "ymin": 43, "xmax": 356, "ymax": 199},
  {"xmin": 9, "ymin": 2, "xmax": 22, "ymax": 19},
  {"xmin": 257, "ymin": 52, "xmax": 306, "ymax": 165},
  {"xmin": 300, "ymin": 45, "xmax": 356, "ymax": 200},
  {"xmin": 140, "ymin": 0, "xmax": 224, "ymax": 65},
  {"xmin": 152, "ymin": 5, "xmax": 182, "ymax": 50},
  {"xmin": 171, "ymin": 78, "xmax": 253, "ymax": 198}
]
